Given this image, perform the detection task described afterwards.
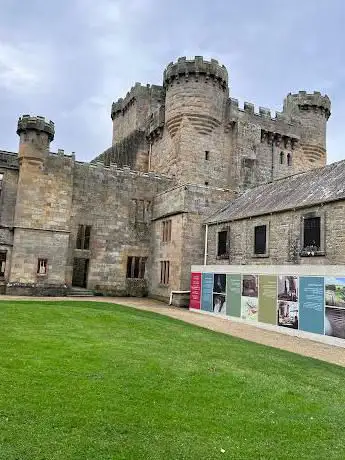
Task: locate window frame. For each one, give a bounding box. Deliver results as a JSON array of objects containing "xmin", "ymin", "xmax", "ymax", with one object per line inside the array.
[
  {"xmin": 126, "ymin": 256, "xmax": 147, "ymax": 279},
  {"xmin": 76, "ymin": 224, "xmax": 92, "ymax": 250},
  {"xmin": 217, "ymin": 228, "xmax": 230, "ymax": 259},
  {"xmin": 300, "ymin": 211, "xmax": 325, "ymax": 256},
  {"xmin": 37, "ymin": 258, "xmax": 48, "ymax": 276},
  {"xmin": 160, "ymin": 260, "xmax": 170, "ymax": 286},
  {"xmin": 161, "ymin": 219, "xmax": 172, "ymax": 243},
  {"xmin": 0, "ymin": 251, "xmax": 6, "ymax": 278},
  {"xmin": 252, "ymin": 222, "xmax": 270, "ymax": 258}
]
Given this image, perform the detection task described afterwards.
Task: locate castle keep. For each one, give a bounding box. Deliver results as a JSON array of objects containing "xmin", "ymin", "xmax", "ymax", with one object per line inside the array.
[{"xmin": 0, "ymin": 57, "xmax": 333, "ymax": 302}]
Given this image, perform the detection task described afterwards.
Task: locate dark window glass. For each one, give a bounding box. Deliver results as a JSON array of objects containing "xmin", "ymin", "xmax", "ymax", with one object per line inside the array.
[
  {"xmin": 84, "ymin": 226, "xmax": 91, "ymax": 250},
  {"xmin": 217, "ymin": 231, "xmax": 228, "ymax": 256},
  {"xmin": 254, "ymin": 225, "xmax": 267, "ymax": 254},
  {"xmin": 76, "ymin": 225, "xmax": 92, "ymax": 249},
  {"xmin": 0, "ymin": 251, "xmax": 6, "ymax": 277},
  {"xmin": 303, "ymin": 217, "xmax": 320, "ymax": 248},
  {"xmin": 127, "ymin": 257, "xmax": 133, "ymax": 278},
  {"xmin": 127, "ymin": 257, "xmax": 147, "ymax": 279},
  {"xmin": 287, "ymin": 153, "xmax": 292, "ymax": 166}
]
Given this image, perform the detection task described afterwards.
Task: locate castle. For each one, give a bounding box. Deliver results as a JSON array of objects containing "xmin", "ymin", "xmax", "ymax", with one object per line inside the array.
[{"xmin": 0, "ymin": 56, "xmax": 333, "ymax": 303}]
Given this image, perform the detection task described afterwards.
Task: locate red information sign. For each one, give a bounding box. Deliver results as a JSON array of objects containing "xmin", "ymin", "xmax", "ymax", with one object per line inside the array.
[{"xmin": 190, "ymin": 272, "xmax": 201, "ymax": 309}]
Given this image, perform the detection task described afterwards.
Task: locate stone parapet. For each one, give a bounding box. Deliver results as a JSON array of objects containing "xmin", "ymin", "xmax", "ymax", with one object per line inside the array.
[
  {"xmin": 17, "ymin": 115, "xmax": 55, "ymax": 141},
  {"xmin": 163, "ymin": 56, "xmax": 228, "ymax": 89}
]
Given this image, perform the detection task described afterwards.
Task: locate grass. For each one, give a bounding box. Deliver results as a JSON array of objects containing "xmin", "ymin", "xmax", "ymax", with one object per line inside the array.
[{"xmin": 1, "ymin": 301, "xmax": 345, "ymax": 459}]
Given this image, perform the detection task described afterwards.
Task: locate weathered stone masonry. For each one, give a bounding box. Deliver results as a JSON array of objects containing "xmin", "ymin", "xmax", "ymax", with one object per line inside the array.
[{"xmin": 0, "ymin": 56, "xmax": 332, "ymax": 302}]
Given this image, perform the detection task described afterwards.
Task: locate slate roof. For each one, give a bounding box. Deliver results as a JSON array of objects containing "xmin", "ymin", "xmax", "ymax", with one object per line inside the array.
[{"xmin": 206, "ymin": 159, "xmax": 345, "ymax": 224}]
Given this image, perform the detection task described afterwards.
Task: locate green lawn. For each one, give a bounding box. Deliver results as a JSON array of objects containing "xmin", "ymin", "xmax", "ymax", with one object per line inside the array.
[{"xmin": 1, "ymin": 301, "xmax": 345, "ymax": 460}]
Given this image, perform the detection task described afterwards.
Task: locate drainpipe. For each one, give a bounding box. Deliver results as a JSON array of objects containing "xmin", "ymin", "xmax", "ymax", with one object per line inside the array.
[
  {"xmin": 204, "ymin": 224, "xmax": 208, "ymax": 265},
  {"xmin": 148, "ymin": 142, "xmax": 152, "ymax": 171}
]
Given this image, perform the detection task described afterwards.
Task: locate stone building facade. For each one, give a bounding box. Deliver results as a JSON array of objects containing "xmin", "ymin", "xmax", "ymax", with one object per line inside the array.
[
  {"xmin": 205, "ymin": 160, "xmax": 345, "ymax": 268},
  {"xmin": 0, "ymin": 56, "xmax": 332, "ymax": 302}
]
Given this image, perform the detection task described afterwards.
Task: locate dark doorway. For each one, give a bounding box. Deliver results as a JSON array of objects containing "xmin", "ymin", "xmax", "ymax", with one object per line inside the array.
[{"xmin": 72, "ymin": 258, "xmax": 89, "ymax": 288}]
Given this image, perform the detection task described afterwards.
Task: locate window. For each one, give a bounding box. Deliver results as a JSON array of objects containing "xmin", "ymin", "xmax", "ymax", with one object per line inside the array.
[
  {"xmin": 205, "ymin": 151, "xmax": 210, "ymax": 160},
  {"xmin": 287, "ymin": 153, "xmax": 292, "ymax": 166},
  {"xmin": 205, "ymin": 181, "xmax": 209, "ymax": 186},
  {"xmin": 126, "ymin": 256, "xmax": 147, "ymax": 279},
  {"xmin": 254, "ymin": 225, "xmax": 267, "ymax": 255},
  {"xmin": 217, "ymin": 230, "xmax": 229, "ymax": 258},
  {"xmin": 162, "ymin": 220, "xmax": 172, "ymax": 242},
  {"xmin": 0, "ymin": 252, "xmax": 6, "ymax": 277},
  {"xmin": 76, "ymin": 225, "xmax": 91, "ymax": 249},
  {"xmin": 37, "ymin": 258, "xmax": 48, "ymax": 275},
  {"xmin": 132, "ymin": 199, "xmax": 151, "ymax": 223},
  {"xmin": 160, "ymin": 261, "xmax": 170, "ymax": 285},
  {"xmin": 280, "ymin": 152, "xmax": 284, "ymax": 164},
  {"xmin": 303, "ymin": 217, "xmax": 320, "ymax": 249}
]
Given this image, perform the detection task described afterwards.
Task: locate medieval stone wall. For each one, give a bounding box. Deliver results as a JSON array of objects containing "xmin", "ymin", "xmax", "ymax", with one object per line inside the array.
[{"xmin": 69, "ymin": 163, "xmax": 173, "ymax": 295}]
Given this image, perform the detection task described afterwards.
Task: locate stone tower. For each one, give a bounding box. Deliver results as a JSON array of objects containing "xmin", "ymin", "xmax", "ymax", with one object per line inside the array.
[
  {"xmin": 283, "ymin": 91, "xmax": 331, "ymax": 168},
  {"xmin": 149, "ymin": 57, "xmax": 229, "ymax": 186},
  {"xmin": 15, "ymin": 115, "xmax": 55, "ymax": 229},
  {"xmin": 10, "ymin": 115, "xmax": 73, "ymax": 287}
]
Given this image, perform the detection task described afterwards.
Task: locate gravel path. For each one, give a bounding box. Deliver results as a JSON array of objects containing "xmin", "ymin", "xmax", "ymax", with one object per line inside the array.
[{"xmin": 2, "ymin": 295, "xmax": 345, "ymax": 367}]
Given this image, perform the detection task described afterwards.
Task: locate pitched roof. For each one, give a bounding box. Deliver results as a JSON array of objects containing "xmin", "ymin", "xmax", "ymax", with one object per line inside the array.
[{"xmin": 206, "ymin": 159, "xmax": 345, "ymax": 224}]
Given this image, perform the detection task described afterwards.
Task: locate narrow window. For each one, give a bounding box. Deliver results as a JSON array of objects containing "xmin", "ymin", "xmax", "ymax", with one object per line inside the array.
[
  {"xmin": 162, "ymin": 220, "xmax": 172, "ymax": 242},
  {"xmin": 303, "ymin": 217, "xmax": 320, "ymax": 249},
  {"xmin": 287, "ymin": 153, "xmax": 292, "ymax": 166},
  {"xmin": 76, "ymin": 225, "xmax": 92, "ymax": 249},
  {"xmin": 37, "ymin": 258, "xmax": 48, "ymax": 275},
  {"xmin": 133, "ymin": 257, "xmax": 140, "ymax": 278},
  {"xmin": 205, "ymin": 181, "xmax": 209, "ymax": 186},
  {"xmin": 280, "ymin": 152, "xmax": 284, "ymax": 164},
  {"xmin": 217, "ymin": 230, "xmax": 228, "ymax": 257},
  {"xmin": 160, "ymin": 260, "xmax": 170, "ymax": 285},
  {"xmin": 76, "ymin": 225, "xmax": 83, "ymax": 249},
  {"xmin": 0, "ymin": 251, "xmax": 6, "ymax": 277},
  {"xmin": 84, "ymin": 225, "xmax": 91, "ymax": 250},
  {"xmin": 127, "ymin": 256, "xmax": 133, "ymax": 278},
  {"xmin": 254, "ymin": 225, "xmax": 267, "ymax": 255},
  {"xmin": 139, "ymin": 257, "xmax": 147, "ymax": 278},
  {"xmin": 205, "ymin": 151, "xmax": 210, "ymax": 160}
]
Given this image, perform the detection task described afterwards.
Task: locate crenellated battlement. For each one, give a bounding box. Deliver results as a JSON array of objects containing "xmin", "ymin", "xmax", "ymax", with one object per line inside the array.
[
  {"xmin": 78, "ymin": 160, "xmax": 173, "ymax": 182},
  {"xmin": 17, "ymin": 115, "xmax": 55, "ymax": 141},
  {"xmin": 111, "ymin": 83, "xmax": 164, "ymax": 119},
  {"xmin": 163, "ymin": 56, "xmax": 228, "ymax": 89},
  {"xmin": 228, "ymin": 98, "xmax": 289, "ymax": 122},
  {"xmin": 284, "ymin": 91, "xmax": 331, "ymax": 119}
]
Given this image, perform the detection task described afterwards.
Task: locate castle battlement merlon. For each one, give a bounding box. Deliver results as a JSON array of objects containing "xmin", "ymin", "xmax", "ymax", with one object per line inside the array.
[
  {"xmin": 17, "ymin": 115, "xmax": 55, "ymax": 141},
  {"xmin": 284, "ymin": 91, "xmax": 331, "ymax": 119},
  {"xmin": 111, "ymin": 83, "xmax": 164, "ymax": 120},
  {"xmin": 163, "ymin": 56, "xmax": 228, "ymax": 89}
]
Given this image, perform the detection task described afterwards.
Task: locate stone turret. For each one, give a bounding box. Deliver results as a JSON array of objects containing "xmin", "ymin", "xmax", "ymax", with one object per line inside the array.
[
  {"xmin": 161, "ymin": 56, "xmax": 229, "ymax": 186},
  {"xmin": 17, "ymin": 115, "xmax": 55, "ymax": 164},
  {"xmin": 283, "ymin": 91, "xmax": 331, "ymax": 167}
]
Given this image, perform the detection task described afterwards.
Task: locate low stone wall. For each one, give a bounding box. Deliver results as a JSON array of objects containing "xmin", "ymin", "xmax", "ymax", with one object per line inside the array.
[{"xmin": 6, "ymin": 284, "xmax": 70, "ymax": 297}]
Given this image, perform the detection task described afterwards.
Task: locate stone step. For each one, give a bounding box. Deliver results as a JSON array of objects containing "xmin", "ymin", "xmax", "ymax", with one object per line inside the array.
[{"xmin": 69, "ymin": 288, "xmax": 94, "ymax": 297}]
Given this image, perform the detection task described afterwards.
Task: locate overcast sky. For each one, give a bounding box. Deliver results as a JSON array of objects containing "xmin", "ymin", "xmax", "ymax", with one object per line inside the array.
[{"xmin": 0, "ymin": 0, "xmax": 344, "ymax": 163}]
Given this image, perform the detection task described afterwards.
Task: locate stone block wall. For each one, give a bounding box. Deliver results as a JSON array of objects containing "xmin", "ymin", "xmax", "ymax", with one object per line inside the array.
[
  {"xmin": 206, "ymin": 201, "xmax": 345, "ymax": 267},
  {"xmin": 69, "ymin": 163, "xmax": 173, "ymax": 295}
]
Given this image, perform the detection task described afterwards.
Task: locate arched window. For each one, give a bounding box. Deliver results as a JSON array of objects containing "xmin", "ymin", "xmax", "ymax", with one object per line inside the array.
[
  {"xmin": 287, "ymin": 153, "xmax": 292, "ymax": 166},
  {"xmin": 280, "ymin": 152, "xmax": 284, "ymax": 164}
]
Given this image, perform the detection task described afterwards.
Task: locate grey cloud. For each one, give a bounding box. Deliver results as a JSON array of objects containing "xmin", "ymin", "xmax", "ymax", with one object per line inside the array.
[{"xmin": 0, "ymin": 0, "xmax": 344, "ymax": 162}]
